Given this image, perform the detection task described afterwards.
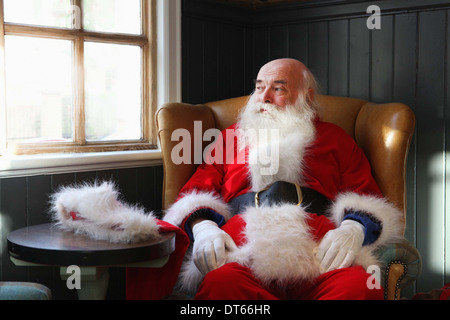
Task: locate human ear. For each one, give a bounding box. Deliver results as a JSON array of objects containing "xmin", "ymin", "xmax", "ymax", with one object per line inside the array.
[{"xmin": 307, "ymin": 88, "xmax": 315, "ymax": 104}]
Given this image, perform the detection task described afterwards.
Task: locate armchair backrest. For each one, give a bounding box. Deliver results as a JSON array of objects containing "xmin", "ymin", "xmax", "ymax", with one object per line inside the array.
[{"xmin": 156, "ymin": 95, "xmax": 415, "ymax": 232}]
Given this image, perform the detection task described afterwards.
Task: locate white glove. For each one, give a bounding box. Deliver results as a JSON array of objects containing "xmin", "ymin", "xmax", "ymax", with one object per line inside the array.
[
  {"xmin": 192, "ymin": 220, "xmax": 237, "ymax": 275},
  {"xmin": 315, "ymin": 220, "xmax": 365, "ymax": 273}
]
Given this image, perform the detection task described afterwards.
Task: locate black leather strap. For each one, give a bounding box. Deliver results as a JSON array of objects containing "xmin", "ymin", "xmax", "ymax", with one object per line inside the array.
[{"xmin": 229, "ymin": 181, "xmax": 330, "ymax": 216}]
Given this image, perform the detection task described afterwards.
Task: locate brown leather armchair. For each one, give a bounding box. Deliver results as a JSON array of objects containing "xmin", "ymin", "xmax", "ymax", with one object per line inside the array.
[{"xmin": 156, "ymin": 94, "xmax": 422, "ymax": 300}]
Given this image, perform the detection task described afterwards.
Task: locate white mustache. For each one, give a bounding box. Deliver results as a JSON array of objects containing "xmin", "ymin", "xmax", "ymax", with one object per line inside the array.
[{"xmin": 251, "ymin": 103, "xmax": 281, "ymax": 116}]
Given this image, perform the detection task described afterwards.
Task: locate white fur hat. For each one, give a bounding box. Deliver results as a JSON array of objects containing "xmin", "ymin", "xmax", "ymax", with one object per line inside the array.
[{"xmin": 49, "ymin": 181, "xmax": 161, "ymax": 243}]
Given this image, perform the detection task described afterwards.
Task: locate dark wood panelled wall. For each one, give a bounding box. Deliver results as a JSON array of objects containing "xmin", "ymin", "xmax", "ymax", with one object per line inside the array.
[
  {"xmin": 0, "ymin": 167, "xmax": 163, "ymax": 299},
  {"xmin": 183, "ymin": 0, "xmax": 450, "ymax": 297}
]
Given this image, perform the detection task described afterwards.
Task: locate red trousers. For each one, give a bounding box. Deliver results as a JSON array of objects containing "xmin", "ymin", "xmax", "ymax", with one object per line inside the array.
[
  {"xmin": 195, "ymin": 263, "xmax": 383, "ymax": 300},
  {"xmin": 195, "ymin": 214, "xmax": 384, "ymax": 300}
]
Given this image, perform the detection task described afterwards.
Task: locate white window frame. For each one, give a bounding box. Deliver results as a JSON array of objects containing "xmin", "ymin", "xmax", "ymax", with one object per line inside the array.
[{"xmin": 0, "ymin": 0, "xmax": 181, "ymax": 178}]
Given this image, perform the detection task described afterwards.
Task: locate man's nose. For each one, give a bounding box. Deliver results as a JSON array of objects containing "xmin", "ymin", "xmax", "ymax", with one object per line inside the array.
[{"xmin": 262, "ymin": 89, "xmax": 273, "ymax": 104}]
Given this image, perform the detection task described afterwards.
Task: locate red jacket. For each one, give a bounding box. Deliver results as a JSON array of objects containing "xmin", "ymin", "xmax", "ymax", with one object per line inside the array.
[{"xmin": 127, "ymin": 120, "xmax": 404, "ymax": 299}]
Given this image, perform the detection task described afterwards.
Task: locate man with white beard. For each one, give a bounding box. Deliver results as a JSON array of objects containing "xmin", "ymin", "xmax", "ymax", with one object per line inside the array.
[{"xmin": 163, "ymin": 59, "xmax": 404, "ymax": 300}]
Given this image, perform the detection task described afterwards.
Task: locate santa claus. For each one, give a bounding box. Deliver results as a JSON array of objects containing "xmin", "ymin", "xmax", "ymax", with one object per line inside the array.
[{"xmin": 129, "ymin": 58, "xmax": 405, "ymax": 300}]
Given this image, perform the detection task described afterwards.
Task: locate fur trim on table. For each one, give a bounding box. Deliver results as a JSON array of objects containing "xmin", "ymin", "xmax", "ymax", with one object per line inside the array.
[{"xmin": 49, "ymin": 181, "xmax": 161, "ymax": 243}]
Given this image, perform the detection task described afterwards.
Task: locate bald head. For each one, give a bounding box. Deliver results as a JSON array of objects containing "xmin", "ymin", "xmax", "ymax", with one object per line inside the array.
[
  {"xmin": 253, "ymin": 58, "xmax": 314, "ymax": 108},
  {"xmin": 258, "ymin": 59, "xmax": 308, "ymax": 86}
]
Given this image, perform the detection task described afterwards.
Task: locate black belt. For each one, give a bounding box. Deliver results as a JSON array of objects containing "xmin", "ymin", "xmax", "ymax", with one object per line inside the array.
[{"xmin": 229, "ymin": 181, "xmax": 330, "ymax": 216}]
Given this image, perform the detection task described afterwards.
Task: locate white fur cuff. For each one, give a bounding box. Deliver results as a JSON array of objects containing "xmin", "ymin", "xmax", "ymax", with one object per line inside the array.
[
  {"xmin": 163, "ymin": 190, "xmax": 232, "ymax": 227},
  {"xmin": 49, "ymin": 181, "xmax": 161, "ymax": 243},
  {"xmin": 329, "ymin": 192, "xmax": 404, "ymax": 246}
]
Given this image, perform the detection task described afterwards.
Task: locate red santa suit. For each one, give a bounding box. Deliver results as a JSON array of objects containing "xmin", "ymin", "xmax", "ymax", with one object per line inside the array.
[{"xmin": 127, "ymin": 118, "xmax": 405, "ymax": 299}]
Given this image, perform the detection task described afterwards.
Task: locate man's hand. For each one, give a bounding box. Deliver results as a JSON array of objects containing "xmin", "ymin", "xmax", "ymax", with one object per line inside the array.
[
  {"xmin": 315, "ymin": 220, "xmax": 365, "ymax": 273},
  {"xmin": 192, "ymin": 220, "xmax": 237, "ymax": 275}
]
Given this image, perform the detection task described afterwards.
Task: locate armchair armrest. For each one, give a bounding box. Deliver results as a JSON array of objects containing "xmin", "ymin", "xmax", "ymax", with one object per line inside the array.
[{"xmin": 377, "ymin": 239, "xmax": 422, "ymax": 300}]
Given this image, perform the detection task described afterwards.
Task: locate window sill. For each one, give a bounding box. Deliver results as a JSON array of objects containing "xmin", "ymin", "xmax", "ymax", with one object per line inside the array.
[{"xmin": 0, "ymin": 149, "xmax": 163, "ymax": 178}]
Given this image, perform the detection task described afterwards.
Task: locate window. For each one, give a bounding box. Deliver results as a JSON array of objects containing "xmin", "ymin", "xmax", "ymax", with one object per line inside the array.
[{"xmin": 0, "ymin": 0, "xmax": 157, "ymax": 155}]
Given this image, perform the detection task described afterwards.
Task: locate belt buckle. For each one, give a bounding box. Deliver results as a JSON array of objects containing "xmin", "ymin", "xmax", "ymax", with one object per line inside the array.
[
  {"xmin": 254, "ymin": 182, "xmax": 303, "ymax": 208},
  {"xmin": 254, "ymin": 186, "xmax": 269, "ymax": 208},
  {"xmin": 294, "ymin": 183, "xmax": 303, "ymax": 206}
]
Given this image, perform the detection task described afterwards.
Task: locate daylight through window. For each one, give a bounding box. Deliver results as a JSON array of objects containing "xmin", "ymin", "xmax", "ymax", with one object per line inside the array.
[{"xmin": 0, "ymin": 0, "xmax": 157, "ymax": 155}]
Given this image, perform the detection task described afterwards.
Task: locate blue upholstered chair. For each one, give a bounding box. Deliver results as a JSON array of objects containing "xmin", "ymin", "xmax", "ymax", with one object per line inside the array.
[{"xmin": 0, "ymin": 282, "xmax": 52, "ymax": 300}]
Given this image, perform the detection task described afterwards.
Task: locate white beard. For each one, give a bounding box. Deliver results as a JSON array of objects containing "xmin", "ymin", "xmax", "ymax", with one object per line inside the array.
[{"xmin": 236, "ymin": 96, "xmax": 317, "ymax": 191}]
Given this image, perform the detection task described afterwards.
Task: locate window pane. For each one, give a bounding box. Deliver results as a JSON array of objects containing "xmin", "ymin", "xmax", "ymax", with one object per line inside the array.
[
  {"xmin": 4, "ymin": 0, "xmax": 73, "ymax": 29},
  {"xmin": 84, "ymin": 42, "xmax": 142, "ymax": 141},
  {"xmin": 82, "ymin": 0, "xmax": 141, "ymax": 35},
  {"xmin": 4, "ymin": 36, "xmax": 74, "ymax": 144}
]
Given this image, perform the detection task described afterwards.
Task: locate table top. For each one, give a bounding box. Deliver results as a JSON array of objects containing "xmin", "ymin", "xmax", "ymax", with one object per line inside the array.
[{"xmin": 7, "ymin": 223, "xmax": 175, "ymax": 266}]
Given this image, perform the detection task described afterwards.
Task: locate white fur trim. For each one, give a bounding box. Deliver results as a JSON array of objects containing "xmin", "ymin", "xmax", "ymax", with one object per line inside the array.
[
  {"xmin": 172, "ymin": 248, "xmax": 204, "ymax": 296},
  {"xmin": 329, "ymin": 192, "xmax": 404, "ymax": 244},
  {"xmin": 163, "ymin": 191, "xmax": 232, "ymax": 296},
  {"xmin": 228, "ymin": 203, "xmax": 321, "ymax": 285},
  {"xmin": 163, "ymin": 190, "xmax": 233, "ymax": 227},
  {"xmin": 175, "ymin": 203, "xmax": 321, "ymax": 293},
  {"xmin": 49, "ymin": 181, "xmax": 161, "ymax": 244},
  {"xmin": 329, "ymin": 192, "xmax": 405, "ymax": 269}
]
